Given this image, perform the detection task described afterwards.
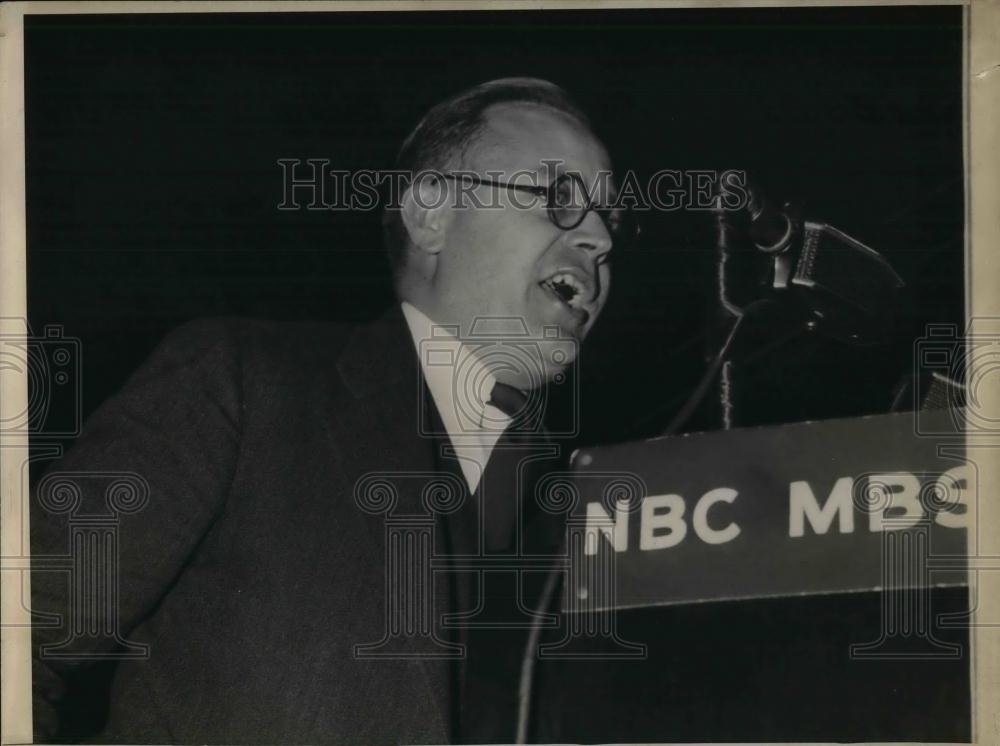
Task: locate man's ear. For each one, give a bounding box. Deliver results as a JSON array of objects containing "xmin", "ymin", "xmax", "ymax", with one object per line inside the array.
[{"xmin": 400, "ymin": 175, "xmax": 451, "ymax": 255}]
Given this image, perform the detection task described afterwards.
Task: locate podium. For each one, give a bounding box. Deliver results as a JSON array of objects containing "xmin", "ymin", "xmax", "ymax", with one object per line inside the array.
[{"xmin": 529, "ymin": 409, "xmax": 971, "ymax": 742}]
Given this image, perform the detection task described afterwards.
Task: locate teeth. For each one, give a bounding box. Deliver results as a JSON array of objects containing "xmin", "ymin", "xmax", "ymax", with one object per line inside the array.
[{"xmin": 546, "ymin": 273, "xmax": 585, "ymax": 308}]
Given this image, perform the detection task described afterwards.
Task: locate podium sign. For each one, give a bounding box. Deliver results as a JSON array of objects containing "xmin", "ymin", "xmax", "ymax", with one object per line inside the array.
[{"xmin": 566, "ymin": 410, "xmax": 970, "ymax": 611}]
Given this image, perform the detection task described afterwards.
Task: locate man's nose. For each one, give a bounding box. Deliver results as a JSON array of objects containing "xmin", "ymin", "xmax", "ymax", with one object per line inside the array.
[{"xmin": 566, "ymin": 209, "xmax": 613, "ymax": 256}]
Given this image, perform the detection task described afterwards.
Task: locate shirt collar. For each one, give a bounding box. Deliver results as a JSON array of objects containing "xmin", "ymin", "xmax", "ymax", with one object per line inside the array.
[{"xmin": 401, "ymin": 301, "xmax": 511, "ymax": 438}]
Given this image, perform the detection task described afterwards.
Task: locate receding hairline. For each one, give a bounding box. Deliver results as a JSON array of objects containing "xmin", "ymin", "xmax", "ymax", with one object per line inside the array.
[
  {"xmin": 459, "ymin": 100, "xmax": 611, "ymax": 174},
  {"xmin": 383, "ymin": 78, "xmax": 607, "ymax": 283}
]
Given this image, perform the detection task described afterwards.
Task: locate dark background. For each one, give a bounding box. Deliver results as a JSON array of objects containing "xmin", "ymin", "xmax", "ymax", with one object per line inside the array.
[
  {"xmin": 25, "ymin": 6, "xmax": 968, "ymax": 743},
  {"xmin": 26, "ymin": 6, "xmax": 964, "ymax": 446}
]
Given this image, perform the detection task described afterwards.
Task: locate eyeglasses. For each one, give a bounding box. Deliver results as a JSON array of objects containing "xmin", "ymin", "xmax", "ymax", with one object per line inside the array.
[{"xmin": 439, "ymin": 172, "xmax": 639, "ymax": 247}]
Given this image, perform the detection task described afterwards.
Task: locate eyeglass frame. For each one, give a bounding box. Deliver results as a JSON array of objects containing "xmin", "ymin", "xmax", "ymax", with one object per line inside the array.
[{"xmin": 437, "ymin": 171, "xmax": 637, "ymax": 244}]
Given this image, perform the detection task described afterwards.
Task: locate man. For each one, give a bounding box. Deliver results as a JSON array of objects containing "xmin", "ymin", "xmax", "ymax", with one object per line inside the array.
[{"xmin": 31, "ymin": 78, "xmax": 624, "ymax": 744}]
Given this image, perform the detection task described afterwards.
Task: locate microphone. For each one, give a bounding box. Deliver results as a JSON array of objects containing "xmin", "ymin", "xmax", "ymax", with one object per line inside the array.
[
  {"xmin": 662, "ymin": 178, "xmax": 907, "ymax": 435},
  {"xmin": 728, "ymin": 182, "xmax": 905, "ymax": 344}
]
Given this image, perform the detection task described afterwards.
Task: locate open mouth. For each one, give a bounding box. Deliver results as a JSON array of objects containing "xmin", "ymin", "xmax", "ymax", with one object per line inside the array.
[{"xmin": 539, "ymin": 270, "xmax": 592, "ymax": 324}]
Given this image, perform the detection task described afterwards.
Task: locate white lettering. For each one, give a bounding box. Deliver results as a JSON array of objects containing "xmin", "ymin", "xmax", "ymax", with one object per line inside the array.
[
  {"xmin": 693, "ymin": 488, "xmax": 741, "ymax": 544},
  {"xmin": 584, "ymin": 501, "xmax": 629, "ymax": 555},
  {"xmin": 933, "ymin": 464, "xmax": 973, "ymax": 529},
  {"xmin": 789, "ymin": 477, "xmax": 854, "ymax": 537},
  {"xmin": 640, "ymin": 494, "xmax": 688, "ymax": 550},
  {"xmin": 868, "ymin": 473, "xmax": 922, "ymax": 531}
]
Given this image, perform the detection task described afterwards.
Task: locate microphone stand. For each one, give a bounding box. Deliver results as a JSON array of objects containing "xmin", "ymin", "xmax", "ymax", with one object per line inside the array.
[{"xmin": 662, "ymin": 180, "xmax": 905, "ymax": 436}]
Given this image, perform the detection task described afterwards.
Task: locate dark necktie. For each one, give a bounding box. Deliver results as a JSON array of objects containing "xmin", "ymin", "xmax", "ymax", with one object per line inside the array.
[
  {"xmin": 487, "ymin": 381, "xmax": 529, "ymax": 420},
  {"xmin": 482, "ymin": 381, "xmax": 534, "ymax": 552}
]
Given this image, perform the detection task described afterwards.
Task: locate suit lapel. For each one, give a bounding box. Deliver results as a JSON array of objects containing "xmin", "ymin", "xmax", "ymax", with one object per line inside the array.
[
  {"xmin": 328, "ymin": 305, "xmax": 458, "ymax": 738},
  {"xmin": 329, "ymin": 307, "xmax": 573, "ymax": 741},
  {"xmin": 333, "ymin": 305, "xmax": 440, "ymax": 530}
]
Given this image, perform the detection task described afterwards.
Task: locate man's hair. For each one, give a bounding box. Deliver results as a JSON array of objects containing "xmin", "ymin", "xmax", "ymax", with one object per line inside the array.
[{"xmin": 381, "ymin": 77, "xmax": 592, "ymax": 283}]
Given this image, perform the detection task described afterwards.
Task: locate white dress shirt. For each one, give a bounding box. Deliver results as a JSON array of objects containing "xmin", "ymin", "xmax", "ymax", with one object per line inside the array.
[{"xmin": 401, "ymin": 302, "xmax": 511, "ymax": 493}]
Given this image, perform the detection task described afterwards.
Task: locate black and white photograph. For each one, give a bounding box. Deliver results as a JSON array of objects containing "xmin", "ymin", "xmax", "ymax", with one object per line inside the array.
[{"xmin": 1, "ymin": 1, "xmax": 998, "ymax": 744}]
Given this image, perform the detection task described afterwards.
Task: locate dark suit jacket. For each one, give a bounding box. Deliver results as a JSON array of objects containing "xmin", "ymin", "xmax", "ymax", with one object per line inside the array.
[
  {"xmin": 31, "ymin": 308, "xmax": 470, "ymax": 744},
  {"xmin": 33, "ymin": 308, "xmax": 971, "ymax": 745}
]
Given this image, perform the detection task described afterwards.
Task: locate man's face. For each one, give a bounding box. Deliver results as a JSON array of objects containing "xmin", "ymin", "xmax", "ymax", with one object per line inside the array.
[{"xmin": 431, "ymin": 103, "xmax": 615, "ymax": 388}]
